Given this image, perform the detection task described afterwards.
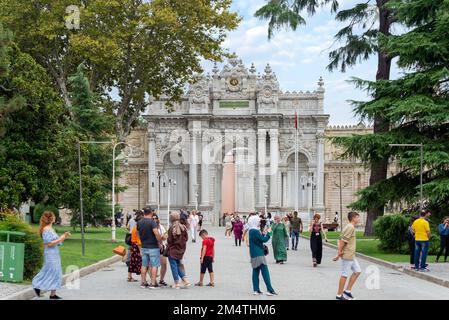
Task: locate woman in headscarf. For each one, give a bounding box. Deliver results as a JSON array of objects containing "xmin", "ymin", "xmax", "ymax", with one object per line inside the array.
[
  {"xmin": 271, "ymin": 215, "xmax": 288, "ymax": 264},
  {"xmin": 233, "ymin": 215, "xmax": 244, "ymax": 246},
  {"xmin": 248, "ymin": 215, "xmax": 277, "ymax": 296},
  {"xmin": 167, "ymin": 211, "xmax": 191, "ymax": 289}
]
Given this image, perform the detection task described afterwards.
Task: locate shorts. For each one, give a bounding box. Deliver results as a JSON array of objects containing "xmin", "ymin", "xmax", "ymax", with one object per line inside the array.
[
  {"xmin": 200, "ymin": 256, "xmax": 214, "ymax": 274},
  {"xmin": 141, "ymin": 248, "xmax": 161, "ymax": 268},
  {"xmin": 341, "ymin": 258, "xmax": 361, "ymax": 277}
]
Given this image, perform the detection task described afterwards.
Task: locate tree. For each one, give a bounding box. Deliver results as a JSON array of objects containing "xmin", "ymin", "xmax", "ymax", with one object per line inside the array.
[
  {"xmin": 255, "ymin": 0, "xmax": 399, "ymax": 235},
  {"xmin": 333, "ymin": 0, "xmax": 449, "ymax": 219},
  {"xmin": 0, "ymin": 26, "xmax": 66, "ymax": 208},
  {"xmin": 0, "ymin": 0, "xmax": 241, "ymax": 141},
  {"xmin": 0, "ymin": 23, "xmax": 25, "ymax": 147},
  {"xmin": 52, "ymin": 64, "xmax": 117, "ymax": 227}
]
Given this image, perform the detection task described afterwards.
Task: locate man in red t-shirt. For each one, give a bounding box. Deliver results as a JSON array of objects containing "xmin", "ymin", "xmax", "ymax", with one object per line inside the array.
[{"xmin": 195, "ymin": 229, "xmax": 215, "ymax": 287}]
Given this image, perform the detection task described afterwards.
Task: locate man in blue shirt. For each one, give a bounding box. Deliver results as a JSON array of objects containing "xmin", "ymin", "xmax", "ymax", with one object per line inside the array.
[{"xmin": 436, "ymin": 217, "xmax": 449, "ymax": 263}]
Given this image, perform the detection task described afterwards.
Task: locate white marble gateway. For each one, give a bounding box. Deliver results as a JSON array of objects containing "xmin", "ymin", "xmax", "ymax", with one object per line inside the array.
[{"xmin": 133, "ymin": 57, "xmax": 329, "ymax": 226}]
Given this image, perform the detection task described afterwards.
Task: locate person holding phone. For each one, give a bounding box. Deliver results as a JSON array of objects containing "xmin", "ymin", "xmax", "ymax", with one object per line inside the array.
[{"xmin": 32, "ymin": 211, "xmax": 70, "ymax": 299}]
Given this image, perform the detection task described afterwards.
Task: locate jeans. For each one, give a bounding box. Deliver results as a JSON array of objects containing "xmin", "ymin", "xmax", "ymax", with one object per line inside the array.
[
  {"xmin": 168, "ymin": 257, "xmax": 186, "ymax": 282},
  {"xmin": 414, "ymin": 240, "xmax": 429, "ymax": 270},
  {"xmin": 291, "ymin": 231, "xmax": 300, "ymax": 249},
  {"xmin": 252, "ymin": 264, "xmax": 274, "ymax": 293}
]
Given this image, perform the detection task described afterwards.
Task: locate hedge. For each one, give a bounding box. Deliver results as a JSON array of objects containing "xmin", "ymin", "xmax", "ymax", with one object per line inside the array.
[{"xmin": 0, "ymin": 212, "xmax": 43, "ymax": 280}]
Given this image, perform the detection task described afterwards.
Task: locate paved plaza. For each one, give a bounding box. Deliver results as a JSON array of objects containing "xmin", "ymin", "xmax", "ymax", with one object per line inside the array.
[{"xmin": 33, "ymin": 227, "xmax": 449, "ymax": 300}]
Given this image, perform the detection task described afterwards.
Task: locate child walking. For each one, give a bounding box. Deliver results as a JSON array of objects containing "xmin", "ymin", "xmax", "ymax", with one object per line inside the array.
[
  {"xmin": 195, "ymin": 229, "xmax": 215, "ymax": 287},
  {"xmin": 333, "ymin": 211, "xmax": 361, "ymax": 300}
]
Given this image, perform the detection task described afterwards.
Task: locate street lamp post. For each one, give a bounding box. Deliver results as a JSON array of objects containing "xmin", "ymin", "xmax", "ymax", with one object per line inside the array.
[
  {"xmin": 138, "ymin": 168, "xmax": 149, "ymax": 210},
  {"xmin": 389, "ymin": 144, "xmax": 424, "ymax": 211},
  {"xmin": 167, "ymin": 177, "xmax": 176, "ymax": 224},
  {"xmin": 77, "ymin": 140, "xmax": 111, "ymax": 255}
]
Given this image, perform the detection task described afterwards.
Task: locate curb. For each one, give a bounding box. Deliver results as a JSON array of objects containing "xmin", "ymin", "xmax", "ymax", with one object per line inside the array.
[
  {"xmin": 2, "ymin": 255, "xmax": 122, "ymax": 300},
  {"xmin": 301, "ymin": 235, "xmax": 449, "ymax": 289}
]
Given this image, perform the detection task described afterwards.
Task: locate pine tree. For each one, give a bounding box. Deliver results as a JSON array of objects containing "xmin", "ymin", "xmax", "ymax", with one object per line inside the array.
[
  {"xmin": 0, "ymin": 23, "xmax": 24, "ymax": 142},
  {"xmin": 255, "ymin": 0, "xmax": 398, "ymax": 235}
]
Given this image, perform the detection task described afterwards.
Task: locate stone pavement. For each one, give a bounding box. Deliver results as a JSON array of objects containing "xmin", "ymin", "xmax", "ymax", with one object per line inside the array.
[
  {"xmin": 0, "ymin": 282, "xmax": 28, "ymax": 299},
  {"xmin": 35, "ymin": 227, "xmax": 449, "ymax": 300}
]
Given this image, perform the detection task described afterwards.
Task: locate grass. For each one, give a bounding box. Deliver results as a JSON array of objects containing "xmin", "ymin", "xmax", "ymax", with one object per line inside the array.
[{"xmin": 31, "ymin": 224, "xmax": 127, "ymax": 274}]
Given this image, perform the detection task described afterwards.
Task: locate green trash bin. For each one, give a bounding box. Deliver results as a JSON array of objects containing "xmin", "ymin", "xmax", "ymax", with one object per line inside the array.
[{"xmin": 0, "ymin": 231, "xmax": 25, "ymax": 283}]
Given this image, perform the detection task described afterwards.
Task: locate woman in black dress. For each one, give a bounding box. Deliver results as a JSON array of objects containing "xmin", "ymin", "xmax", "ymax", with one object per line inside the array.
[
  {"xmin": 127, "ymin": 211, "xmax": 143, "ymax": 282},
  {"xmin": 309, "ymin": 213, "xmax": 328, "ymax": 267}
]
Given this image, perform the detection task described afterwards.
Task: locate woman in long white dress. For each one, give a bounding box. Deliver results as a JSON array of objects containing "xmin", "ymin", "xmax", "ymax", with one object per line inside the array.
[{"xmin": 188, "ymin": 210, "xmax": 199, "ymax": 243}]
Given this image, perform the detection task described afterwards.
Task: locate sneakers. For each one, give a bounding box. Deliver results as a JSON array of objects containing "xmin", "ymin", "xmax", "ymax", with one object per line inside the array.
[
  {"xmin": 266, "ymin": 291, "xmax": 278, "ymax": 296},
  {"xmin": 419, "ymin": 268, "xmax": 430, "ymax": 272},
  {"xmin": 148, "ymin": 283, "xmax": 161, "ymax": 289},
  {"xmin": 49, "ymin": 295, "xmax": 62, "ymax": 300},
  {"xmin": 343, "ymin": 290, "xmax": 355, "ymax": 300},
  {"xmin": 336, "ymin": 295, "xmax": 348, "ymax": 301},
  {"xmin": 253, "ymin": 291, "xmax": 263, "ymax": 296},
  {"xmin": 140, "ymin": 282, "xmax": 149, "ymax": 289},
  {"xmin": 159, "ymin": 280, "xmax": 168, "ymax": 287}
]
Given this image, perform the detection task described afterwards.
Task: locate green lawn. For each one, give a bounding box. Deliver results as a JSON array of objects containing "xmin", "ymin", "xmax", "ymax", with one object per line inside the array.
[
  {"xmin": 327, "ymin": 239, "xmax": 436, "ymax": 263},
  {"xmin": 31, "ymin": 225, "xmax": 127, "ymax": 274}
]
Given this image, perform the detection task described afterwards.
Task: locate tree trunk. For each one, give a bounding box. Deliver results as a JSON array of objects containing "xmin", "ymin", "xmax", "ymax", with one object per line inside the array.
[{"xmin": 365, "ymin": 0, "xmax": 392, "ymax": 236}]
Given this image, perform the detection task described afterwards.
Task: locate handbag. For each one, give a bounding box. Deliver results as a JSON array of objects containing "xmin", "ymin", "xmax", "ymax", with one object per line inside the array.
[
  {"xmin": 125, "ymin": 233, "xmax": 132, "ymax": 246},
  {"xmin": 113, "ymin": 245, "xmax": 127, "ymax": 256},
  {"xmin": 263, "ymin": 244, "xmax": 269, "ymax": 256}
]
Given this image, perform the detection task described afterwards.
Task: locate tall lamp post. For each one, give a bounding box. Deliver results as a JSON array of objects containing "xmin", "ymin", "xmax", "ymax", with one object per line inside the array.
[
  {"xmin": 77, "ymin": 140, "xmax": 111, "ymax": 255},
  {"xmin": 137, "ymin": 168, "xmax": 148, "ymax": 210},
  {"xmin": 112, "ymin": 141, "xmax": 138, "ymax": 242},
  {"xmin": 389, "ymin": 144, "xmax": 424, "ymax": 211},
  {"xmin": 166, "ymin": 176, "xmax": 176, "ymax": 225},
  {"xmin": 334, "ymin": 170, "xmax": 350, "ymax": 231},
  {"xmin": 194, "ymin": 183, "xmax": 199, "ymax": 212}
]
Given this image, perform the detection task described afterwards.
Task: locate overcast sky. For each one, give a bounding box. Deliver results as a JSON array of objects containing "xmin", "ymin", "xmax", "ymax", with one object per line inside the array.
[{"xmin": 202, "ymin": 0, "xmax": 402, "ymax": 125}]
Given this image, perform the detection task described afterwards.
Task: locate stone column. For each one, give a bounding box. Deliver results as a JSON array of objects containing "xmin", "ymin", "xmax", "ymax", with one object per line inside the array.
[
  {"xmin": 269, "ymin": 129, "xmax": 280, "ymax": 207},
  {"xmin": 189, "ymin": 131, "xmax": 198, "ymax": 207},
  {"xmin": 147, "ymin": 134, "xmax": 157, "ymax": 206},
  {"xmin": 257, "ymin": 129, "xmax": 267, "ymax": 208},
  {"xmin": 316, "ymin": 135, "xmax": 325, "ymax": 210},
  {"xmin": 200, "ymin": 133, "xmax": 210, "ymax": 207}
]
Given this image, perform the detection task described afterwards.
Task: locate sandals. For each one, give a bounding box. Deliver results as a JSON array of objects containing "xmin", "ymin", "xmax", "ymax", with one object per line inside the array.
[
  {"xmin": 206, "ymin": 283, "xmax": 215, "ymax": 287},
  {"xmin": 127, "ymin": 277, "xmax": 138, "ymax": 282},
  {"xmin": 195, "ymin": 282, "xmax": 203, "ymax": 286}
]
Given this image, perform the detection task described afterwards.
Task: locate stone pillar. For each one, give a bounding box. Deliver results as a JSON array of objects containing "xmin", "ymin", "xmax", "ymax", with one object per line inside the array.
[
  {"xmin": 147, "ymin": 134, "xmax": 157, "ymax": 206},
  {"xmin": 269, "ymin": 129, "xmax": 280, "ymax": 207},
  {"xmin": 189, "ymin": 131, "xmax": 198, "ymax": 207},
  {"xmin": 257, "ymin": 129, "xmax": 267, "ymax": 208},
  {"xmin": 316, "ymin": 135, "xmax": 325, "ymax": 210},
  {"xmin": 200, "ymin": 133, "xmax": 210, "ymax": 207}
]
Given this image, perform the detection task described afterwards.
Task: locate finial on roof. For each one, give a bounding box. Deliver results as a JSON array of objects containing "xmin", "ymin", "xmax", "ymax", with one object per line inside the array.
[
  {"xmin": 250, "ymin": 63, "xmax": 256, "ymax": 74},
  {"xmin": 212, "ymin": 62, "xmax": 219, "ymax": 75}
]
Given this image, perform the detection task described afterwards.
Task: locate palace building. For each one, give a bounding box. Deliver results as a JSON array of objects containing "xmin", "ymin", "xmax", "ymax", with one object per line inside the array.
[{"xmin": 117, "ymin": 57, "xmax": 389, "ymax": 227}]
